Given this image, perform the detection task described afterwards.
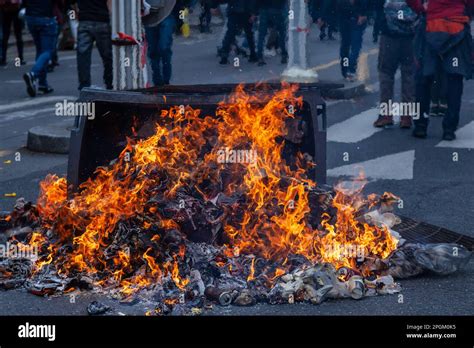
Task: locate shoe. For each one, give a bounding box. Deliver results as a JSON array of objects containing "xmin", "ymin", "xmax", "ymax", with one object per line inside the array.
[
  {"xmin": 257, "ymin": 59, "xmax": 266, "ymax": 66},
  {"xmin": 248, "ymin": 54, "xmax": 258, "ymax": 63},
  {"xmin": 345, "ymin": 73, "xmax": 356, "ymax": 82},
  {"xmin": 442, "ymin": 131, "xmax": 456, "ymax": 141},
  {"xmin": 412, "ymin": 127, "xmax": 427, "ymax": 138},
  {"xmin": 23, "ymin": 72, "xmax": 37, "ymax": 97},
  {"xmin": 20, "ymin": 58, "xmax": 27, "ymax": 65},
  {"xmin": 400, "ymin": 116, "xmax": 412, "ymax": 129},
  {"xmin": 281, "ymin": 55, "xmax": 288, "ymax": 64},
  {"xmin": 38, "ymin": 86, "xmax": 54, "ymax": 94},
  {"xmin": 373, "ymin": 115, "xmax": 394, "ymax": 128},
  {"xmin": 219, "ymin": 57, "xmax": 229, "ymax": 65}
]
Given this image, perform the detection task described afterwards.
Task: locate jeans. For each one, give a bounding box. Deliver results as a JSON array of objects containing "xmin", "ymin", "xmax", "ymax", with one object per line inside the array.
[
  {"xmin": 145, "ymin": 15, "xmax": 176, "ymax": 86},
  {"xmin": 77, "ymin": 21, "xmax": 113, "ymax": 90},
  {"xmin": 378, "ymin": 35, "xmax": 415, "ymax": 114},
  {"xmin": 415, "ymin": 73, "xmax": 464, "ymax": 133},
  {"xmin": 1, "ymin": 9, "xmax": 24, "ymax": 62},
  {"xmin": 257, "ymin": 8, "xmax": 287, "ymax": 60},
  {"xmin": 221, "ymin": 12, "xmax": 256, "ymax": 59},
  {"xmin": 339, "ymin": 17, "xmax": 366, "ymax": 77},
  {"xmin": 25, "ymin": 16, "xmax": 57, "ymax": 87}
]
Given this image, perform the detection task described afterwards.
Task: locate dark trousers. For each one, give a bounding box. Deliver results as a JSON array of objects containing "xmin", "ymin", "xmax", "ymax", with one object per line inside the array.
[
  {"xmin": 221, "ymin": 12, "xmax": 256, "ymax": 59},
  {"xmin": 77, "ymin": 21, "xmax": 113, "ymax": 90},
  {"xmin": 199, "ymin": 0, "xmax": 212, "ymax": 32},
  {"xmin": 339, "ymin": 17, "xmax": 366, "ymax": 77},
  {"xmin": 25, "ymin": 16, "xmax": 57, "ymax": 87},
  {"xmin": 415, "ymin": 73, "xmax": 464, "ymax": 133},
  {"xmin": 1, "ymin": 9, "xmax": 24, "ymax": 62},
  {"xmin": 145, "ymin": 15, "xmax": 176, "ymax": 86},
  {"xmin": 372, "ymin": 9, "xmax": 383, "ymax": 42},
  {"xmin": 257, "ymin": 8, "xmax": 287, "ymax": 60},
  {"xmin": 378, "ymin": 35, "xmax": 415, "ymax": 113}
]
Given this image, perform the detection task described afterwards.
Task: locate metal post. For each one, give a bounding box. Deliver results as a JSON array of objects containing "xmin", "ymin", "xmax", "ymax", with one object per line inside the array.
[
  {"xmin": 282, "ymin": 0, "xmax": 318, "ymax": 82},
  {"xmin": 111, "ymin": 0, "xmax": 145, "ymax": 90}
]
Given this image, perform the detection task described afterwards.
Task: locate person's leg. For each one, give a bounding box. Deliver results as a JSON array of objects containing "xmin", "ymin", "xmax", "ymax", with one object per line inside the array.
[
  {"xmin": 399, "ymin": 37, "xmax": 415, "ymax": 127},
  {"xmin": 1, "ymin": 11, "xmax": 13, "ymax": 62},
  {"xmin": 242, "ymin": 14, "xmax": 257, "ymax": 61},
  {"xmin": 257, "ymin": 8, "xmax": 269, "ymax": 61},
  {"xmin": 442, "ymin": 73, "xmax": 463, "ymax": 137},
  {"xmin": 35, "ymin": 18, "xmax": 58, "ymax": 88},
  {"xmin": 275, "ymin": 9, "xmax": 288, "ymax": 62},
  {"xmin": 158, "ymin": 16, "xmax": 176, "ymax": 85},
  {"xmin": 145, "ymin": 25, "xmax": 163, "ymax": 85},
  {"xmin": 413, "ymin": 73, "xmax": 434, "ymax": 136},
  {"xmin": 220, "ymin": 13, "xmax": 239, "ymax": 62},
  {"xmin": 339, "ymin": 18, "xmax": 351, "ymax": 78},
  {"xmin": 76, "ymin": 21, "xmax": 95, "ymax": 90},
  {"xmin": 12, "ymin": 11, "xmax": 24, "ymax": 62},
  {"xmin": 93, "ymin": 22, "xmax": 113, "ymax": 89},
  {"xmin": 375, "ymin": 35, "xmax": 398, "ymax": 127},
  {"xmin": 348, "ymin": 18, "xmax": 366, "ymax": 76}
]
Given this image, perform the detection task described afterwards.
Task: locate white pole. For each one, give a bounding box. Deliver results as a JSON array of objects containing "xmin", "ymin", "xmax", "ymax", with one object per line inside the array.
[
  {"xmin": 111, "ymin": 0, "xmax": 145, "ymax": 90},
  {"xmin": 282, "ymin": 0, "xmax": 318, "ymax": 82}
]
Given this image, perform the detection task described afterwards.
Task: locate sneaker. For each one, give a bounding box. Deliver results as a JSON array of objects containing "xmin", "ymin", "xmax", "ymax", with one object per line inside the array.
[
  {"xmin": 345, "ymin": 73, "xmax": 356, "ymax": 82},
  {"xmin": 399, "ymin": 116, "xmax": 412, "ymax": 129},
  {"xmin": 23, "ymin": 72, "xmax": 37, "ymax": 97},
  {"xmin": 38, "ymin": 86, "xmax": 54, "ymax": 94},
  {"xmin": 257, "ymin": 58, "xmax": 266, "ymax": 66},
  {"xmin": 412, "ymin": 127, "xmax": 427, "ymax": 138},
  {"xmin": 442, "ymin": 131, "xmax": 456, "ymax": 141},
  {"xmin": 373, "ymin": 115, "xmax": 394, "ymax": 128}
]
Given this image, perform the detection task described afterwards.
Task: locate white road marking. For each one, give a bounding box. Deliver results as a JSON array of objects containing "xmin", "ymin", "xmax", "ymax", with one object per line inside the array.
[
  {"xmin": 327, "ymin": 108, "xmax": 381, "ymax": 143},
  {"xmin": 436, "ymin": 121, "xmax": 474, "ymax": 149},
  {"xmin": 0, "ymin": 96, "xmax": 76, "ymax": 113},
  {"xmin": 0, "ymin": 107, "xmax": 55, "ymax": 123},
  {"xmin": 328, "ymin": 150, "xmax": 415, "ymax": 181}
]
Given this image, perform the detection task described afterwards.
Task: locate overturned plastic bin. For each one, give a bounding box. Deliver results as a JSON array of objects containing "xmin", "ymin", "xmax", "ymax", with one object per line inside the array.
[{"xmin": 67, "ymin": 82, "xmax": 338, "ymax": 194}]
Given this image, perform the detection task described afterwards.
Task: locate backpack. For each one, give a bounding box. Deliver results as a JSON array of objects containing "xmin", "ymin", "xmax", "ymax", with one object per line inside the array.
[{"xmin": 384, "ymin": 0, "xmax": 418, "ymax": 35}]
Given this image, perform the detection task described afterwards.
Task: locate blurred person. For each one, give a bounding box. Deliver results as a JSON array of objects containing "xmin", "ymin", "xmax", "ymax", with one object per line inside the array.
[
  {"xmin": 256, "ymin": 0, "xmax": 287, "ymax": 66},
  {"xmin": 370, "ymin": 0, "xmax": 384, "ymax": 43},
  {"xmin": 218, "ymin": 0, "xmax": 257, "ymax": 65},
  {"xmin": 199, "ymin": 0, "xmax": 212, "ymax": 33},
  {"xmin": 336, "ymin": 0, "xmax": 369, "ymax": 82},
  {"xmin": 48, "ymin": 0, "xmax": 66, "ymax": 72},
  {"xmin": 373, "ymin": 0, "xmax": 418, "ymax": 129},
  {"xmin": 71, "ymin": 0, "xmax": 112, "ymax": 90},
  {"xmin": 408, "ymin": 0, "xmax": 474, "ymax": 140},
  {"xmin": 316, "ymin": 0, "xmax": 337, "ymax": 41},
  {"xmin": 145, "ymin": 1, "xmax": 187, "ymax": 86},
  {"xmin": 22, "ymin": 0, "xmax": 60, "ymax": 97},
  {"xmin": 0, "ymin": 0, "xmax": 24, "ymax": 66},
  {"xmin": 429, "ymin": 71, "xmax": 448, "ymax": 117}
]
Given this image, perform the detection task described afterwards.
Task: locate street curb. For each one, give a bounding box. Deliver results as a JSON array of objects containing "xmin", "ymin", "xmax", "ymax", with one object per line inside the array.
[
  {"xmin": 27, "ymin": 125, "xmax": 70, "ymax": 154},
  {"xmin": 321, "ymin": 82, "xmax": 367, "ymax": 100}
]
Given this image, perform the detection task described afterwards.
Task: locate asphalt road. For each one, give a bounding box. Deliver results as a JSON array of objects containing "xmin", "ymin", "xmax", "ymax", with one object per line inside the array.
[{"xmin": 0, "ymin": 25, "xmax": 473, "ymax": 316}]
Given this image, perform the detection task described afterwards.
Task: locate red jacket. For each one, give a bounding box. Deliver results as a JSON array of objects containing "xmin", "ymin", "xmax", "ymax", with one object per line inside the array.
[{"xmin": 407, "ymin": 0, "xmax": 474, "ymax": 20}]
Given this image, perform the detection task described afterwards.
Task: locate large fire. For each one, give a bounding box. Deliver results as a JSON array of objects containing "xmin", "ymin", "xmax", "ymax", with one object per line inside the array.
[{"xmin": 17, "ymin": 84, "xmax": 399, "ymax": 302}]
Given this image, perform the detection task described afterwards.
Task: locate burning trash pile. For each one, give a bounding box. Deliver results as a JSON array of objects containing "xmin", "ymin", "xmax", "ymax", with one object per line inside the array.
[{"xmin": 0, "ymin": 84, "xmax": 471, "ymax": 315}]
